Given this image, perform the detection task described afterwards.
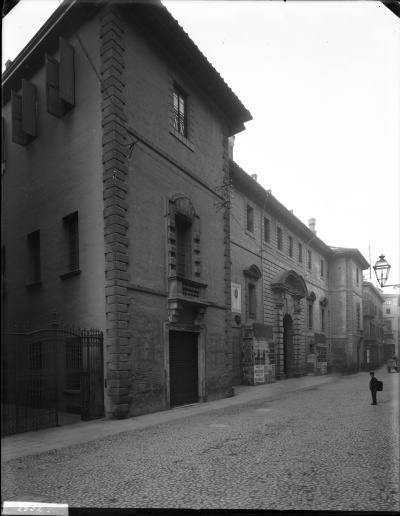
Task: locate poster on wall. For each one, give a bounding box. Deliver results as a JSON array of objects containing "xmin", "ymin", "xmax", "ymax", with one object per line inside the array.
[
  {"xmin": 254, "ymin": 338, "xmax": 267, "ymax": 364},
  {"xmin": 254, "ymin": 364, "xmax": 265, "ymax": 383}
]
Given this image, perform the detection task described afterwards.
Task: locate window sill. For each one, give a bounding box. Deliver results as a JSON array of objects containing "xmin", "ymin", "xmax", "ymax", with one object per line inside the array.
[
  {"xmin": 170, "ymin": 128, "xmax": 194, "ymax": 152},
  {"xmin": 245, "ymin": 229, "xmax": 255, "ymax": 239},
  {"xmin": 60, "ymin": 269, "xmax": 81, "ymax": 279},
  {"xmin": 25, "ymin": 281, "xmax": 43, "ymax": 289},
  {"xmin": 63, "ymin": 389, "xmax": 81, "ymax": 395}
]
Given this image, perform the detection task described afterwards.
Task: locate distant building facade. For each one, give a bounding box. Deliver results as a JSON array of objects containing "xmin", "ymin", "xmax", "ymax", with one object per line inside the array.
[
  {"xmin": 362, "ymin": 282, "xmax": 385, "ymax": 370},
  {"xmin": 382, "ymin": 292, "xmax": 400, "ymax": 359},
  {"xmin": 229, "ymin": 158, "xmax": 370, "ymax": 383}
]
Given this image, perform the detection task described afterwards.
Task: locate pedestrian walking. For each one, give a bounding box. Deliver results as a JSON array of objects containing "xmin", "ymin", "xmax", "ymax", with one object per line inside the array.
[{"xmin": 369, "ymin": 371, "xmax": 379, "ymax": 405}]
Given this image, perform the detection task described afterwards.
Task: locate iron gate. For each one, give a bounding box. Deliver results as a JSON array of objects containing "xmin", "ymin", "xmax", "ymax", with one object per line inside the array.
[{"xmin": 1, "ymin": 326, "xmax": 104, "ymax": 436}]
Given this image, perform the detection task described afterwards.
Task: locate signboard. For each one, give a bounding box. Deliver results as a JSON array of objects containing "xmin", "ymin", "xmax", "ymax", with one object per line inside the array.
[{"xmin": 231, "ymin": 282, "xmax": 241, "ymax": 313}]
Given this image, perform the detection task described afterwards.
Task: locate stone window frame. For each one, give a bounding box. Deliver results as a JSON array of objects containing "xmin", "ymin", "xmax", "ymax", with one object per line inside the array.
[
  {"xmin": 167, "ymin": 194, "xmax": 201, "ymax": 280},
  {"xmin": 320, "ymin": 297, "xmax": 328, "ymax": 334},
  {"xmin": 306, "ymin": 291, "xmax": 316, "ymax": 332},
  {"xmin": 168, "ymin": 70, "xmax": 195, "ymax": 152},
  {"xmin": 263, "ymin": 216, "xmax": 271, "ymax": 243},
  {"xmin": 243, "ymin": 265, "xmax": 262, "ymax": 321}
]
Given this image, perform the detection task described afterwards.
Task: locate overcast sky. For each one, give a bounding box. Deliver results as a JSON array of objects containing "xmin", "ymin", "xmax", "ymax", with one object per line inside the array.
[{"xmin": 2, "ymin": 0, "xmax": 400, "ymax": 289}]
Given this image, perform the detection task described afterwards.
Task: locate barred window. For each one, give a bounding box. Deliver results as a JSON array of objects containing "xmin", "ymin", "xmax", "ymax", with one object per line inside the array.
[{"xmin": 173, "ymin": 86, "xmax": 187, "ymax": 137}]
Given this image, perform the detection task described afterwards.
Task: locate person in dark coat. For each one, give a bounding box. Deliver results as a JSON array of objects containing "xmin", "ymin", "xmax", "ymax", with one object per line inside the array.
[{"xmin": 369, "ymin": 371, "xmax": 379, "ymax": 405}]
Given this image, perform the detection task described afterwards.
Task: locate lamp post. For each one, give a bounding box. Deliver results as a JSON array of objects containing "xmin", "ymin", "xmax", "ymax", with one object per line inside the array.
[{"xmin": 373, "ymin": 255, "xmax": 399, "ymax": 289}]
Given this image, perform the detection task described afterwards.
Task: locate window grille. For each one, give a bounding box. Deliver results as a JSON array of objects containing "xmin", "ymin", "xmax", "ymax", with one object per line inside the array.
[{"xmin": 173, "ymin": 88, "xmax": 187, "ymax": 137}]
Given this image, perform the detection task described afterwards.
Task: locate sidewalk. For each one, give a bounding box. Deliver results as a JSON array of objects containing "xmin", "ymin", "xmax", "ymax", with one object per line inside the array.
[{"xmin": 1, "ymin": 372, "xmax": 348, "ymax": 462}]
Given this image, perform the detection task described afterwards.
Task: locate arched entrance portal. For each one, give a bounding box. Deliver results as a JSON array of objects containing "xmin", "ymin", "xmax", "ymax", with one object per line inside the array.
[
  {"xmin": 283, "ymin": 314, "xmax": 294, "ymax": 377},
  {"xmin": 271, "ymin": 269, "xmax": 308, "ymax": 380}
]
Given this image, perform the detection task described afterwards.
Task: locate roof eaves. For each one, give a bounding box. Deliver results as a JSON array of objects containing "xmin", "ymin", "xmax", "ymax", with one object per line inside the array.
[
  {"xmin": 229, "ymin": 160, "xmax": 334, "ymax": 257},
  {"xmin": 330, "ymin": 247, "xmax": 370, "ymax": 270}
]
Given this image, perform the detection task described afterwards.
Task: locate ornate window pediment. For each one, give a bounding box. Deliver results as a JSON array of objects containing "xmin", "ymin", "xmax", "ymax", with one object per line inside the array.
[
  {"xmin": 243, "ymin": 264, "xmax": 262, "ymax": 280},
  {"xmin": 307, "ymin": 291, "xmax": 316, "ymax": 302}
]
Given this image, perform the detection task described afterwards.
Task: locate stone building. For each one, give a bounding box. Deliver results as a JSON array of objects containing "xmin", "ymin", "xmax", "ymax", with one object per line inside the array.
[
  {"xmin": 328, "ymin": 248, "xmax": 370, "ymax": 373},
  {"xmin": 229, "ymin": 157, "xmax": 370, "ymax": 383},
  {"xmin": 382, "ymin": 292, "xmax": 400, "ymax": 360},
  {"xmin": 1, "ymin": 0, "xmax": 251, "ymax": 423},
  {"xmin": 362, "ymin": 282, "xmax": 385, "ymax": 370}
]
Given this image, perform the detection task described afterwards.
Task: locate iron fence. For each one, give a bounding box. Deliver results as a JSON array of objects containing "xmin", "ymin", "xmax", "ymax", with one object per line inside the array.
[{"xmin": 1, "ymin": 326, "xmax": 104, "ymax": 436}]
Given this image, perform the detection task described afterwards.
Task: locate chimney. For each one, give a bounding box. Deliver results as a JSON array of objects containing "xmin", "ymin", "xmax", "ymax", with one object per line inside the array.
[
  {"xmin": 308, "ymin": 218, "xmax": 316, "ymax": 234},
  {"xmin": 228, "ymin": 136, "xmax": 235, "ymax": 160},
  {"xmin": 5, "ymin": 60, "xmax": 13, "ymax": 70},
  {"xmin": 251, "ymin": 174, "xmax": 257, "ymax": 182}
]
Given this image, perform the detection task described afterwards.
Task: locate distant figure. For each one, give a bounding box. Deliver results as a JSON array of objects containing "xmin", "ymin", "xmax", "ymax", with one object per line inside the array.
[{"xmin": 369, "ymin": 372, "xmax": 379, "ymax": 405}]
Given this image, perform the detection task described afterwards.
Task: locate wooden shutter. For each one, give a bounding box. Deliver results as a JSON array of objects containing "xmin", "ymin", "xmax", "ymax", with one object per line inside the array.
[
  {"xmin": 11, "ymin": 91, "xmax": 25, "ymax": 145},
  {"xmin": 22, "ymin": 79, "xmax": 37, "ymax": 138},
  {"xmin": 46, "ymin": 55, "xmax": 60, "ymax": 117},
  {"xmin": 59, "ymin": 38, "xmax": 75, "ymax": 106}
]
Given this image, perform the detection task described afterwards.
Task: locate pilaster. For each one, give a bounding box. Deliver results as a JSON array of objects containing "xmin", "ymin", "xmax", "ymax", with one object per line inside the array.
[{"xmin": 100, "ymin": 5, "xmax": 131, "ymax": 419}]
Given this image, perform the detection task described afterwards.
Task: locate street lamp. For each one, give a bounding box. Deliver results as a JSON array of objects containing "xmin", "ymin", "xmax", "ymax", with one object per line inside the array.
[{"xmin": 373, "ymin": 254, "xmax": 399, "ymax": 289}]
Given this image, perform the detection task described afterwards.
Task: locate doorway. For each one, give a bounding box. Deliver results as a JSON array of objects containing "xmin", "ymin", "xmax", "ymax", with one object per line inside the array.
[
  {"xmin": 283, "ymin": 314, "xmax": 294, "ymax": 377},
  {"xmin": 169, "ymin": 331, "xmax": 199, "ymax": 407}
]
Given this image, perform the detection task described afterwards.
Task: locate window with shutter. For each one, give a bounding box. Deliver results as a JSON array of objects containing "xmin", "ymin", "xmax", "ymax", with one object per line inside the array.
[
  {"xmin": 60, "ymin": 38, "xmax": 75, "ymax": 107},
  {"xmin": 46, "ymin": 55, "xmax": 61, "ymax": 117},
  {"xmin": 46, "ymin": 38, "xmax": 75, "ymax": 118},
  {"xmin": 11, "ymin": 92, "xmax": 25, "ymax": 145},
  {"xmin": 22, "ymin": 79, "xmax": 37, "ymax": 138}
]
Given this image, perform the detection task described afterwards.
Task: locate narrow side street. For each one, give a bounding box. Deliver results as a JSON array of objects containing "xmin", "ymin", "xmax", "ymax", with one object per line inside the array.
[{"xmin": 2, "ymin": 371, "xmax": 399, "ymax": 511}]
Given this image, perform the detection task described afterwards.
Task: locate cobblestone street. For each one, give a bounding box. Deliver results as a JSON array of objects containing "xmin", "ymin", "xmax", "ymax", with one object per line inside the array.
[{"xmin": 2, "ymin": 371, "xmax": 399, "ymax": 511}]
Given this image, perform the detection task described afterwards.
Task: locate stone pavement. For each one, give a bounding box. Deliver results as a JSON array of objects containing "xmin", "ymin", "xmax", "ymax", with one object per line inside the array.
[
  {"xmin": 2, "ymin": 369, "xmax": 398, "ymax": 511},
  {"xmin": 2, "ymin": 372, "xmax": 337, "ymax": 462}
]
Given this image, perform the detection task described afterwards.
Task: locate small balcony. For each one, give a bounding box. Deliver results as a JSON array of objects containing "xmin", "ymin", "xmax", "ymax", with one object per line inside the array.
[{"xmin": 167, "ymin": 275, "xmax": 209, "ymax": 324}]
